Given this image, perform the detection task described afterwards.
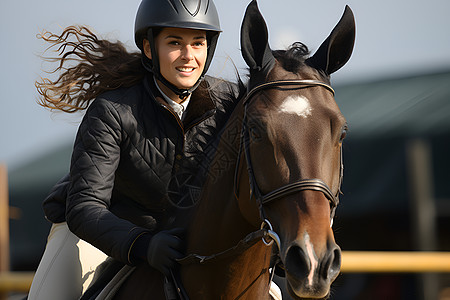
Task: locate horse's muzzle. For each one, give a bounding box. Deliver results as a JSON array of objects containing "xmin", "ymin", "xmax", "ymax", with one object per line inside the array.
[{"xmin": 283, "ymin": 241, "xmax": 341, "ymax": 299}]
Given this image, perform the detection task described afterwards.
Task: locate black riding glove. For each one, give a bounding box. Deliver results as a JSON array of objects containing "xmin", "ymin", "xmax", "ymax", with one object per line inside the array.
[{"xmin": 147, "ymin": 228, "xmax": 185, "ymax": 276}]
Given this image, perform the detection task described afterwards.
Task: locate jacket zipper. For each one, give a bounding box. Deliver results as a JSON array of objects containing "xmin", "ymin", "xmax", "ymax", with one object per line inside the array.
[{"xmin": 160, "ymin": 103, "xmax": 186, "ymax": 151}]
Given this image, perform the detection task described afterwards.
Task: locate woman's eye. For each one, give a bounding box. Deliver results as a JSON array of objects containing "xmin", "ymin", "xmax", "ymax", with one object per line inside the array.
[{"xmin": 193, "ymin": 41, "xmax": 206, "ymax": 47}]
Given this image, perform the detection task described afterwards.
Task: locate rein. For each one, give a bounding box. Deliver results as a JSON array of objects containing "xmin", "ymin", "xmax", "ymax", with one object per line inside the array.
[{"xmin": 177, "ymin": 228, "xmax": 270, "ymax": 265}]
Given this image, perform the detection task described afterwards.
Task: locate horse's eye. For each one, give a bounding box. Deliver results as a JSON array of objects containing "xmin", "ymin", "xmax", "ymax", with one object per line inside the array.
[
  {"xmin": 249, "ymin": 126, "xmax": 262, "ymax": 141},
  {"xmin": 339, "ymin": 126, "xmax": 348, "ymax": 143}
]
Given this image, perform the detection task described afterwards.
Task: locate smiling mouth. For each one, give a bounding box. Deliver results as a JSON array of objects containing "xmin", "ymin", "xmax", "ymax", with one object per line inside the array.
[{"xmin": 176, "ymin": 67, "xmax": 195, "ymax": 72}]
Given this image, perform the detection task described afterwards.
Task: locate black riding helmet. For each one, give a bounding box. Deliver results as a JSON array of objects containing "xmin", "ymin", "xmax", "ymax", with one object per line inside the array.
[{"xmin": 134, "ymin": 0, "xmax": 221, "ymax": 98}]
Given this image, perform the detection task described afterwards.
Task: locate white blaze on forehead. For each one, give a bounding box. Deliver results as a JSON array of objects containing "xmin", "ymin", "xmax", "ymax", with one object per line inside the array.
[{"xmin": 279, "ymin": 95, "xmax": 312, "ymax": 118}]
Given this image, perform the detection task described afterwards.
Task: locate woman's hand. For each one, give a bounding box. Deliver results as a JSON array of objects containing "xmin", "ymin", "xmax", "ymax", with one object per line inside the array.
[{"xmin": 146, "ymin": 228, "xmax": 185, "ymax": 276}]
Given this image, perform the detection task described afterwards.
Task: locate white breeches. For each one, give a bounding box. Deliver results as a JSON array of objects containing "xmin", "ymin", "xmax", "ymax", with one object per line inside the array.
[{"xmin": 28, "ymin": 222, "xmax": 108, "ymax": 300}]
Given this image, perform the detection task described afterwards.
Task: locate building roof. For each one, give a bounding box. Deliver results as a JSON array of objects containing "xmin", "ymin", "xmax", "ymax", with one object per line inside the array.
[{"xmin": 335, "ymin": 69, "xmax": 450, "ymax": 139}]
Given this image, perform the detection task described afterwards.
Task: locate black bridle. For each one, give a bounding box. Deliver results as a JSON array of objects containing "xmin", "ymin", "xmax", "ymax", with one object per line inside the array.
[{"xmin": 237, "ymin": 79, "xmax": 342, "ymax": 232}]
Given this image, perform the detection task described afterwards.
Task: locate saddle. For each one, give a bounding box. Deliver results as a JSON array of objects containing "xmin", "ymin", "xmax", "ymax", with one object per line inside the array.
[
  {"xmin": 80, "ymin": 258, "xmax": 282, "ymax": 300},
  {"xmin": 79, "ymin": 258, "xmax": 186, "ymax": 300}
]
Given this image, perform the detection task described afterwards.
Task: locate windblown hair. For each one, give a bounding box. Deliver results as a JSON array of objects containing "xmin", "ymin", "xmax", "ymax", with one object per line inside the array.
[
  {"xmin": 272, "ymin": 42, "xmax": 310, "ymax": 74},
  {"xmin": 36, "ymin": 26, "xmax": 146, "ymax": 112}
]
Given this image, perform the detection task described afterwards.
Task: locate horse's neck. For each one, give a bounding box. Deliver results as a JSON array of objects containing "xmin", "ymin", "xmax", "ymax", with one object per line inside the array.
[
  {"xmin": 182, "ymin": 104, "xmax": 272, "ymax": 298},
  {"xmin": 187, "ymin": 104, "xmax": 253, "ymax": 251},
  {"xmin": 183, "ymin": 172, "xmax": 272, "ymax": 299}
]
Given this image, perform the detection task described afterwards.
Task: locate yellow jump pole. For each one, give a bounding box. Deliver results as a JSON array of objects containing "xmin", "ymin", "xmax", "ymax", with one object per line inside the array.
[
  {"xmin": 0, "ymin": 272, "xmax": 34, "ymax": 293},
  {"xmin": 342, "ymin": 251, "xmax": 450, "ymax": 273},
  {"xmin": 0, "ymin": 252, "xmax": 450, "ymax": 293}
]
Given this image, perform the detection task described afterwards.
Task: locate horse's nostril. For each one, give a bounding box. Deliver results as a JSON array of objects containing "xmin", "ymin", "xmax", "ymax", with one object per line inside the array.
[
  {"xmin": 285, "ymin": 245, "xmax": 310, "ymax": 278},
  {"xmin": 323, "ymin": 247, "xmax": 341, "ymax": 280}
]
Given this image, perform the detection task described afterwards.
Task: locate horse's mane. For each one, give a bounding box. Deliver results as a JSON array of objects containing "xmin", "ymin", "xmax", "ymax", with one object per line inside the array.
[{"xmin": 272, "ymin": 42, "xmax": 310, "ymax": 74}]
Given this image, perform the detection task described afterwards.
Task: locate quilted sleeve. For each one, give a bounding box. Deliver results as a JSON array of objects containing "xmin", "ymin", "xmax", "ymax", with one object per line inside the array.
[{"xmin": 66, "ymin": 97, "xmax": 149, "ymax": 264}]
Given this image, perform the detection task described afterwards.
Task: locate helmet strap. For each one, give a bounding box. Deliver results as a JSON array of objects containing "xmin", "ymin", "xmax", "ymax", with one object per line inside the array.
[{"xmin": 144, "ymin": 28, "xmax": 203, "ymax": 100}]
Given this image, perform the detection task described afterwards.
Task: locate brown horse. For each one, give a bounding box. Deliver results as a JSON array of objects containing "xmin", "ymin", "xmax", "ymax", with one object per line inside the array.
[{"xmin": 108, "ymin": 1, "xmax": 355, "ymax": 299}]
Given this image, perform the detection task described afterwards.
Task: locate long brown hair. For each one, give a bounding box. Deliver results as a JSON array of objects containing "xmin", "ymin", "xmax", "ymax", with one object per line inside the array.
[{"xmin": 36, "ymin": 26, "xmax": 146, "ymax": 113}]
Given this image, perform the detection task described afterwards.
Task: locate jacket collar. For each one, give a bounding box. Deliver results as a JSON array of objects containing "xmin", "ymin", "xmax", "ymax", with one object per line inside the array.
[
  {"xmin": 144, "ymin": 75, "xmax": 216, "ymax": 130},
  {"xmin": 182, "ymin": 79, "xmax": 216, "ymax": 130}
]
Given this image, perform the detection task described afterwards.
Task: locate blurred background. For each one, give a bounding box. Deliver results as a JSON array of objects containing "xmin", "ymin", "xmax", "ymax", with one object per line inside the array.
[{"xmin": 1, "ymin": 0, "xmax": 449, "ymax": 299}]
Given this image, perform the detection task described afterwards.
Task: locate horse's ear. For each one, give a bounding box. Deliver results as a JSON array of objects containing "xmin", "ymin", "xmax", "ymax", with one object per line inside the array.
[
  {"xmin": 306, "ymin": 6, "xmax": 356, "ymax": 75},
  {"xmin": 240, "ymin": 0, "xmax": 275, "ymax": 76}
]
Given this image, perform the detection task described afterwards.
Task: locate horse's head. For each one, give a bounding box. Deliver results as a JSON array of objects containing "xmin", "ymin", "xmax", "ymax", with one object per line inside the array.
[{"xmin": 238, "ymin": 1, "xmax": 355, "ymax": 298}]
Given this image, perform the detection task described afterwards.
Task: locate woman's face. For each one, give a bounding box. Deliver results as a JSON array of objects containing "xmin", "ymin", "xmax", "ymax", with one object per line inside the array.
[{"xmin": 144, "ymin": 27, "xmax": 207, "ymax": 93}]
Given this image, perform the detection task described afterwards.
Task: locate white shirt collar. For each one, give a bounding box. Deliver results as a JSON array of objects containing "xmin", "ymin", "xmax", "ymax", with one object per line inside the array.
[{"xmin": 154, "ymin": 78, "xmax": 191, "ymax": 120}]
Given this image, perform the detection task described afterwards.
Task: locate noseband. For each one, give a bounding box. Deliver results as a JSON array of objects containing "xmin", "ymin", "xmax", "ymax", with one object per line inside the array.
[{"xmin": 237, "ymin": 79, "xmax": 342, "ymax": 240}]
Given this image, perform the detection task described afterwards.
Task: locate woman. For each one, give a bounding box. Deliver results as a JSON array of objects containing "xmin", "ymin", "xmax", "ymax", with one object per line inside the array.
[{"xmin": 28, "ymin": 0, "xmax": 238, "ymax": 299}]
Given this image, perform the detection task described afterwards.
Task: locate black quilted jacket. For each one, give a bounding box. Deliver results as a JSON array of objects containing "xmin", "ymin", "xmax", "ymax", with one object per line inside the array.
[{"xmin": 42, "ymin": 75, "xmax": 238, "ymax": 264}]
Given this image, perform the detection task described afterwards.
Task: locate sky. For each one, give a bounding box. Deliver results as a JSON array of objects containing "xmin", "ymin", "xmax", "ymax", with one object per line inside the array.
[{"xmin": 1, "ymin": 0, "xmax": 450, "ymax": 169}]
